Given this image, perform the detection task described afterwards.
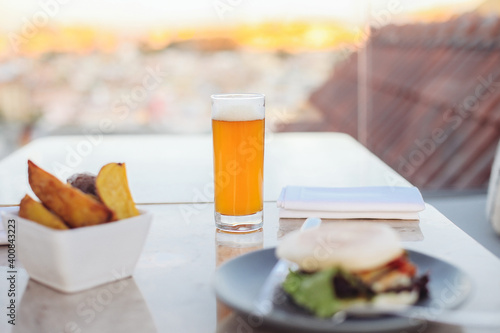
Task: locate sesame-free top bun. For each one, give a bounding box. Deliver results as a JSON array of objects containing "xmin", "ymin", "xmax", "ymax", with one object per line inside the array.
[{"xmin": 276, "ymin": 222, "xmax": 403, "ymax": 272}]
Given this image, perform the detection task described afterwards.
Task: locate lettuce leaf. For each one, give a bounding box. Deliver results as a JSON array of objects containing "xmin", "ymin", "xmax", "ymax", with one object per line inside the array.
[{"xmin": 282, "ymin": 268, "xmax": 343, "ymax": 318}]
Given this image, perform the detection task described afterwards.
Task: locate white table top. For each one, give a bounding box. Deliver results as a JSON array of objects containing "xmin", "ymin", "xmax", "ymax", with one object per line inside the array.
[
  {"xmin": 0, "ymin": 133, "xmax": 410, "ymax": 206},
  {"xmin": 0, "ymin": 133, "xmax": 499, "ymax": 333}
]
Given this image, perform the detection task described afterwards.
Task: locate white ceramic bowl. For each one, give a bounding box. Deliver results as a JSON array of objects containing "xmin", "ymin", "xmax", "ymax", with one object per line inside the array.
[{"xmin": 1, "ymin": 210, "xmax": 152, "ymax": 293}]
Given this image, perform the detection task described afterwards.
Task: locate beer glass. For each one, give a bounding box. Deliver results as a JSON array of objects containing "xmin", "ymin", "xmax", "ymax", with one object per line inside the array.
[{"xmin": 211, "ymin": 94, "xmax": 265, "ymax": 232}]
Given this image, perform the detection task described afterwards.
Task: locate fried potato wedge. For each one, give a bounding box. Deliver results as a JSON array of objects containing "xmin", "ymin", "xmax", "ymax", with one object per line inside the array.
[
  {"xmin": 19, "ymin": 194, "xmax": 69, "ymax": 230},
  {"xmin": 96, "ymin": 163, "xmax": 139, "ymax": 220},
  {"xmin": 28, "ymin": 160, "xmax": 112, "ymax": 227}
]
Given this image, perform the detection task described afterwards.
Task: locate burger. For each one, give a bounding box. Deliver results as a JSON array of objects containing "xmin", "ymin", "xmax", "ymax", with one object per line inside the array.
[{"xmin": 276, "ymin": 222, "xmax": 429, "ymax": 318}]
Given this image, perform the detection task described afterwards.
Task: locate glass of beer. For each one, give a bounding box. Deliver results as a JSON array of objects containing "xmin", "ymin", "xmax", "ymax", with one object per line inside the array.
[{"xmin": 211, "ymin": 94, "xmax": 265, "ymax": 232}]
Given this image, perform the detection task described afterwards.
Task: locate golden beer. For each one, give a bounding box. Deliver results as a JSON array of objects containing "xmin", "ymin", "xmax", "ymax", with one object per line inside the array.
[
  {"xmin": 211, "ymin": 93, "xmax": 265, "ymax": 231},
  {"xmin": 212, "ymin": 118, "xmax": 264, "ymax": 216}
]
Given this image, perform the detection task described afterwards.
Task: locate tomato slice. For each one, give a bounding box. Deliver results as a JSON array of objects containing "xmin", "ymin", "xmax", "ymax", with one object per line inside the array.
[{"xmin": 387, "ymin": 255, "xmax": 417, "ymax": 276}]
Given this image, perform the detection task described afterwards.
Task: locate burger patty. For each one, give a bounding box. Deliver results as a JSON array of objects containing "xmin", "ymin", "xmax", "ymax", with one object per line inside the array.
[
  {"xmin": 333, "ymin": 273, "xmax": 429, "ymax": 300},
  {"xmin": 333, "ymin": 274, "xmax": 375, "ymax": 299},
  {"xmin": 387, "ymin": 274, "xmax": 429, "ymax": 299},
  {"xmin": 333, "ymin": 254, "xmax": 429, "ymax": 299}
]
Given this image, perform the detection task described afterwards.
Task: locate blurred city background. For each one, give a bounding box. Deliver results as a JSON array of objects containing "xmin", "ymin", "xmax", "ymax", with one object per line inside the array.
[{"xmin": 0, "ymin": 0, "xmax": 499, "ymax": 194}]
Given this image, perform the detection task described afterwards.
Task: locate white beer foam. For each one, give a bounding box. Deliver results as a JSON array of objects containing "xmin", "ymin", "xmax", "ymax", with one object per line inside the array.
[{"xmin": 212, "ymin": 95, "xmax": 265, "ymax": 121}]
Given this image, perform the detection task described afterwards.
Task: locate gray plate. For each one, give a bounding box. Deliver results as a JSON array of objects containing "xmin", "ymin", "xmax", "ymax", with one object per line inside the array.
[{"xmin": 214, "ymin": 248, "xmax": 472, "ymax": 332}]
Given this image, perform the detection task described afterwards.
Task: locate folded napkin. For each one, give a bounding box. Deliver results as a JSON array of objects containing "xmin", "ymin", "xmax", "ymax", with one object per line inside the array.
[{"xmin": 277, "ymin": 186, "xmax": 425, "ymax": 220}]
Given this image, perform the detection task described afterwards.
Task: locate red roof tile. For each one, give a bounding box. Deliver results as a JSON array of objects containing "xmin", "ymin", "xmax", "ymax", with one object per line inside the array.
[{"xmin": 279, "ymin": 12, "xmax": 500, "ymax": 189}]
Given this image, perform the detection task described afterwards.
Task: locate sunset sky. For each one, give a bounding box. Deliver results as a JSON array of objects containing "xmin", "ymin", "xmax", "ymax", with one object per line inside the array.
[{"xmin": 0, "ymin": 0, "xmax": 483, "ymax": 31}]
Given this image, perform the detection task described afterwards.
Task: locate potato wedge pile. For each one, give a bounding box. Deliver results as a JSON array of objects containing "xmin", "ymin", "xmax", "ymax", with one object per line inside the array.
[{"xmin": 20, "ymin": 161, "xmax": 139, "ymax": 229}]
